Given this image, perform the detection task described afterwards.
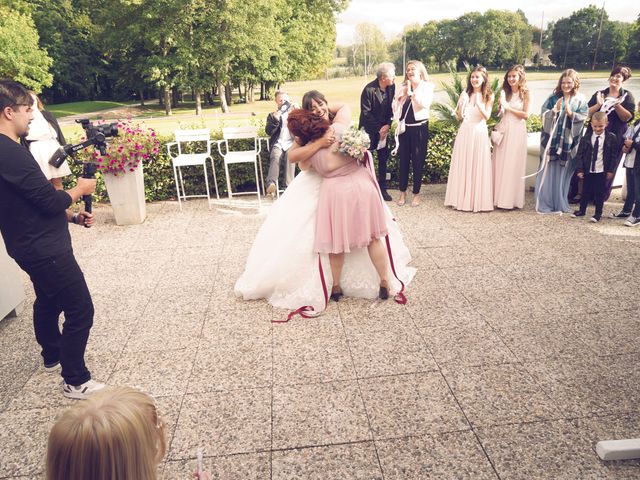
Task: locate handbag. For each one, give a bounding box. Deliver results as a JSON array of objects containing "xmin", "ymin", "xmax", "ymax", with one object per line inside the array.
[
  {"xmin": 397, "ymin": 119, "xmax": 406, "ymax": 135},
  {"xmin": 491, "ymin": 129, "xmax": 504, "ymax": 146}
]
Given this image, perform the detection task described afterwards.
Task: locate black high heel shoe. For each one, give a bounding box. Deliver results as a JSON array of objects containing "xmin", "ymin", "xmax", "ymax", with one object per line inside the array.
[
  {"xmin": 379, "ymin": 284, "xmax": 389, "ymax": 300},
  {"xmin": 330, "ymin": 286, "xmax": 343, "ymax": 302}
]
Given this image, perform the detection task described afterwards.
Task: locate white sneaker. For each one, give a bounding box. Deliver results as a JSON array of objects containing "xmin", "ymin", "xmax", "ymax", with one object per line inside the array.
[
  {"xmin": 266, "ymin": 183, "xmax": 277, "ymax": 198},
  {"xmin": 62, "ymin": 379, "xmax": 106, "ymax": 400},
  {"xmin": 624, "ymin": 216, "xmax": 640, "ymax": 227},
  {"xmin": 44, "ymin": 361, "xmax": 61, "ymax": 373}
]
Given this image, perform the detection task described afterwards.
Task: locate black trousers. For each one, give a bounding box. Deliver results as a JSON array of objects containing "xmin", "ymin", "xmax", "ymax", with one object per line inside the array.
[
  {"xmin": 398, "ymin": 123, "xmax": 429, "ymax": 194},
  {"xmin": 367, "ymin": 132, "xmax": 390, "ymax": 191},
  {"xmin": 579, "ymin": 171, "xmax": 607, "ymax": 217},
  {"xmin": 20, "ymin": 251, "xmax": 93, "ymax": 386}
]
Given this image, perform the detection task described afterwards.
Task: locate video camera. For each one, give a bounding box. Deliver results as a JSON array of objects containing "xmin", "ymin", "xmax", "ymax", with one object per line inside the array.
[
  {"xmin": 49, "ymin": 119, "xmax": 118, "ymax": 168},
  {"xmin": 48, "ymin": 119, "xmax": 118, "ymax": 223},
  {"xmin": 278, "ymin": 100, "xmax": 291, "ymax": 114}
]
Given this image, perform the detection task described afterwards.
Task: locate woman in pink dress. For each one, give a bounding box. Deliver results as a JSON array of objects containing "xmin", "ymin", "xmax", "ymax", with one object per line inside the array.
[
  {"xmin": 444, "ymin": 65, "xmax": 494, "ymax": 212},
  {"xmin": 288, "ymin": 91, "xmax": 390, "ymax": 300},
  {"xmin": 492, "ymin": 64, "xmax": 530, "ymax": 209}
]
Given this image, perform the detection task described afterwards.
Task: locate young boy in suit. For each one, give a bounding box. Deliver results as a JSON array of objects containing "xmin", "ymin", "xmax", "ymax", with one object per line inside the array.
[{"xmin": 572, "ymin": 111, "xmax": 619, "ymax": 222}]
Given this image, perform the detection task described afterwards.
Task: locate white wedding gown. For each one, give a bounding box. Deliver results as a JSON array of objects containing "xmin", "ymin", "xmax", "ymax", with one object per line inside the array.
[{"xmin": 234, "ymin": 168, "xmax": 416, "ymax": 313}]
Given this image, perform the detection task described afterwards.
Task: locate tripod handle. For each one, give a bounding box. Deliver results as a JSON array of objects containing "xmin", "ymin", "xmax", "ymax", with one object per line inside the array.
[{"xmin": 82, "ymin": 162, "xmax": 98, "ymax": 228}]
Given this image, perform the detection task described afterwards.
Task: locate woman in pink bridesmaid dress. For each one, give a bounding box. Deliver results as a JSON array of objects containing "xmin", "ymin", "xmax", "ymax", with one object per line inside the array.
[
  {"xmin": 444, "ymin": 65, "xmax": 495, "ymax": 213},
  {"xmin": 492, "ymin": 65, "xmax": 530, "ymax": 209},
  {"xmin": 288, "ymin": 91, "xmax": 391, "ymax": 300}
]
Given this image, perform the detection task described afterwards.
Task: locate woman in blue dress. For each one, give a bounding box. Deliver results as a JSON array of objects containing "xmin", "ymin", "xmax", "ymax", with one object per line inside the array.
[{"xmin": 535, "ymin": 69, "xmax": 589, "ymax": 214}]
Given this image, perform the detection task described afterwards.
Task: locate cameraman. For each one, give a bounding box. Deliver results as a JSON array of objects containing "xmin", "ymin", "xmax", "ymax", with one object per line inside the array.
[
  {"xmin": 265, "ymin": 90, "xmax": 296, "ymax": 197},
  {"xmin": 0, "ymin": 79, "xmax": 104, "ymax": 400}
]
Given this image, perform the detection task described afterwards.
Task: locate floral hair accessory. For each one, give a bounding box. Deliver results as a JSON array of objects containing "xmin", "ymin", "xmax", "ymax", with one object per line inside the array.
[{"xmin": 338, "ymin": 126, "xmax": 370, "ymax": 163}]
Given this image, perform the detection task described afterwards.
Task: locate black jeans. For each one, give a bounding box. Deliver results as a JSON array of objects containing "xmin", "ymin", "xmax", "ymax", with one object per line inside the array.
[
  {"xmin": 632, "ymin": 168, "xmax": 640, "ymax": 218},
  {"xmin": 579, "ymin": 171, "xmax": 607, "ymax": 218},
  {"xmin": 622, "ymin": 167, "xmax": 637, "ymax": 213},
  {"xmin": 398, "ymin": 123, "xmax": 428, "ymax": 194},
  {"xmin": 20, "ymin": 251, "xmax": 93, "ymax": 386}
]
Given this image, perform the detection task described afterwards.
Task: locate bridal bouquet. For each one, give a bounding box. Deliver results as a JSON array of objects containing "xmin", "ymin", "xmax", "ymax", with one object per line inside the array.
[{"xmin": 338, "ymin": 126, "xmax": 370, "ymax": 163}]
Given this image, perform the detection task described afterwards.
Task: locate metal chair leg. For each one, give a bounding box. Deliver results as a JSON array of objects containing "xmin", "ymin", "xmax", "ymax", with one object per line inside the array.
[{"xmin": 173, "ymin": 164, "xmax": 182, "ymax": 211}]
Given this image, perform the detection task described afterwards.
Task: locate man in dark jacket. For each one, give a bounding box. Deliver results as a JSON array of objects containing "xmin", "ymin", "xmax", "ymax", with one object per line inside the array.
[
  {"xmin": 359, "ymin": 62, "xmax": 396, "ymax": 201},
  {"xmin": 0, "ymin": 79, "xmax": 104, "ymax": 399},
  {"xmin": 265, "ymin": 90, "xmax": 296, "ymax": 197}
]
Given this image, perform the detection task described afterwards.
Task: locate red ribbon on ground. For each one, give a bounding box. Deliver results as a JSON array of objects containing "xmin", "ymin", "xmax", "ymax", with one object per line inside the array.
[
  {"xmin": 273, "ymin": 255, "xmax": 328, "ymax": 324},
  {"xmin": 279, "ymin": 150, "xmax": 407, "ymax": 322}
]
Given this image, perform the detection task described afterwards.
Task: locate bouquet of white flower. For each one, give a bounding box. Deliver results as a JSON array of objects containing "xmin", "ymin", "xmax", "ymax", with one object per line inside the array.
[{"xmin": 338, "ymin": 126, "xmax": 370, "ymax": 163}]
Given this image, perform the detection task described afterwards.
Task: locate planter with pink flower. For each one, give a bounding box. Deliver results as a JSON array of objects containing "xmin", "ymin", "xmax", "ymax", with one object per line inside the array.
[{"xmin": 91, "ymin": 121, "xmax": 160, "ymax": 225}]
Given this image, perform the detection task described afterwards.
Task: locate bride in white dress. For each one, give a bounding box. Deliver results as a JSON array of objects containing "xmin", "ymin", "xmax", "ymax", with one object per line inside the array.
[{"xmin": 234, "ymin": 93, "xmax": 416, "ymax": 317}]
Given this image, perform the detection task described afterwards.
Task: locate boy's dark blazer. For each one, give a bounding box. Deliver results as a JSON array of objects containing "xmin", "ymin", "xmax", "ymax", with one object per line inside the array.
[{"xmin": 575, "ymin": 131, "xmax": 619, "ymax": 175}]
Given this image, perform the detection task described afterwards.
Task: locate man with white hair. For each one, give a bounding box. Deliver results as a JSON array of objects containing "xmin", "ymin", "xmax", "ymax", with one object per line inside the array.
[
  {"xmin": 359, "ymin": 62, "xmax": 396, "ymax": 201},
  {"xmin": 265, "ymin": 90, "xmax": 296, "ymax": 197}
]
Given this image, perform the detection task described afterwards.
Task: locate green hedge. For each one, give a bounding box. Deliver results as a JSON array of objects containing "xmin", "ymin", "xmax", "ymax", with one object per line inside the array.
[{"xmin": 63, "ymin": 115, "xmax": 543, "ymax": 203}]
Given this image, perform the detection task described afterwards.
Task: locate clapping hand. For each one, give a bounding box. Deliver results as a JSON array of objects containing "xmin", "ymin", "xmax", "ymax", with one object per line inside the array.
[
  {"xmin": 553, "ymin": 98, "xmax": 563, "ymax": 113},
  {"xmin": 596, "ymin": 91, "xmax": 604, "ymax": 106}
]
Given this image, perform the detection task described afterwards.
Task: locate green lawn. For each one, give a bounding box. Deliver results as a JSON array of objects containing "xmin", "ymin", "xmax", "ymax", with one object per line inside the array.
[
  {"xmin": 58, "ymin": 70, "xmax": 615, "ymax": 139},
  {"xmin": 47, "ymin": 100, "xmax": 136, "ymax": 118}
]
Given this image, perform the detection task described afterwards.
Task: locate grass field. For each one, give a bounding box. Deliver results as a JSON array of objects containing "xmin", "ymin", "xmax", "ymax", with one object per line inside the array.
[
  {"xmin": 48, "ymin": 100, "xmax": 136, "ymax": 118},
  {"xmin": 56, "ymin": 70, "xmax": 616, "ymax": 139}
]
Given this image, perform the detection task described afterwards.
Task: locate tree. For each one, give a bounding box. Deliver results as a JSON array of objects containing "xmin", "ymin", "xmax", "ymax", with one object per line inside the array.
[
  {"xmin": 353, "ymin": 23, "xmax": 387, "ymax": 75},
  {"xmin": 0, "ymin": 5, "xmax": 52, "ymax": 91},
  {"xmin": 627, "ymin": 15, "xmax": 640, "ymax": 67},
  {"xmin": 550, "ymin": 5, "xmax": 608, "ymax": 69}
]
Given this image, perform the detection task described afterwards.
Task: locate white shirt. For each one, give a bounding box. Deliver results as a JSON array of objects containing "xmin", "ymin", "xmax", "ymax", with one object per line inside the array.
[
  {"xmin": 623, "ymin": 124, "xmax": 640, "ymax": 169},
  {"xmin": 275, "ymin": 110, "xmax": 293, "ymax": 151},
  {"xmin": 590, "ymin": 133, "xmax": 605, "ymax": 173}
]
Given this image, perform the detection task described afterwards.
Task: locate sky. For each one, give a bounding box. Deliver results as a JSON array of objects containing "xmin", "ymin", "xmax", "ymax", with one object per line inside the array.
[{"xmin": 336, "ymin": 0, "xmax": 635, "ymax": 45}]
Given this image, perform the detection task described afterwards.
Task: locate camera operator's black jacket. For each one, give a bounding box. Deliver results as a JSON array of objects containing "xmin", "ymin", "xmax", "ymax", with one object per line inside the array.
[
  {"xmin": 0, "ymin": 134, "xmax": 72, "ymax": 265},
  {"xmin": 265, "ymin": 111, "xmax": 284, "ymax": 149},
  {"xmin": 358, "ymin": 79, "xmax": 395, "ymax": 150}
]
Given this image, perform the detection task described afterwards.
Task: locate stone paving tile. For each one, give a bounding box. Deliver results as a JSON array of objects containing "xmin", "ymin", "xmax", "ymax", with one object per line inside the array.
[
  {"xmin": 477, "ymin": 420, "xmax": 611, "ymax": 479},
  {"xmin": 0, "ymin": 407, "xmax": 58, "ymax": 478},
  {"xmin": 124, "ymin": 312, "xmax": 204, "ymax": 353},
  {"xmin": 272, "ymin": 316, "xmax": 356, "ymax": 386},
  {"xmin": 171, "ymin": 389, "xmax": 271, "ymax": 459},
  {"xmin": 523, "ymin": 354, "xmax": 640, "ymax": 417},
  {"xmin": 109, "ymin": 349, "xmax": 196, "ymax": 397},
  {"xmin": 490, "ymin": 315, "xmax": 595, "ymax": 362},
  {"xmin": 443, "ymin": 363, "xmax": 562, "ymax": 428},
  {"xmin": 420, "ymin": 317, "xmax": 517, "ymax": 367},
  {"xmin": 272, "ymin": 381, "xmax": 371, "ymax": 450},
  {"xmin": 573, "ymin": 413, "xmax": 640, "ymax": 479},
  {"xmin": 188, "ymin": 336, "xmax": 272, "ymax": 393},
  {"xmin": 376, "ymin": 431, "xmax": 498, "ymax": 479},
  {"xmin": 271, "ymin": 442, "xmax": 382, "ymax": 480},
  {"xmin": 569, "ymin": 310, "xmax": 640, "ymax": 356},
  {"xmin": 163, "ymin": 452, "xmax": 270, "ymax": 480},
  {"xmin": 359, "ymin": 372, "xmax": 468, "ymax": 439},
  {"xmin": 345, "ymin": 327, "xmax": 438, "ymax": 378}
]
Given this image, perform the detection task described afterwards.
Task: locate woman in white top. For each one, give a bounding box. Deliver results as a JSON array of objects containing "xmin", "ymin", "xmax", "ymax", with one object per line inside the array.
[
  {"xmin": 393, "ymin": 60, "xmax": 434, "ymax": 207},
  {"xmin": 25, "ymin": 93, "xmax": 71, "ymax": 189}
]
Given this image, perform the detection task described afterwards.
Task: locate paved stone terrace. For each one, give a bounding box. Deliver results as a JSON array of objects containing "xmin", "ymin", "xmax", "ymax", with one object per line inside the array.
[{"xmin": 1, "ymin": 185, "xmax": 639, "ymax": 479}]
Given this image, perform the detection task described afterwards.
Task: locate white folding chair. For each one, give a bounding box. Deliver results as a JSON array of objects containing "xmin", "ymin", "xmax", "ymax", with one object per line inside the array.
[
  {"xmin": 166, "ymin": 129, "xmax": 219, "ymax": 210},
  {"xmin": 216, "ymin": 126, "xmax": 264, "ymax": 207}
]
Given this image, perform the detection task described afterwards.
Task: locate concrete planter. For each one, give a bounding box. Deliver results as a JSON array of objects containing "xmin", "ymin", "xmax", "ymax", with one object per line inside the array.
[
  {"xmin": 0, "ymin": 236, "xmax": 25, "ymax": 321},
  {"xmin": 103, "ymin": 164, "xmax": 147, "ymax": 225}
]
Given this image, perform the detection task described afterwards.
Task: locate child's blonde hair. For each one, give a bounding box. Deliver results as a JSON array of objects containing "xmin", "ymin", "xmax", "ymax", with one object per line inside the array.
[{"xmin": 46, "ymin": 386, "xmax": 166, "ymax": 480}]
